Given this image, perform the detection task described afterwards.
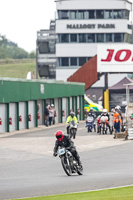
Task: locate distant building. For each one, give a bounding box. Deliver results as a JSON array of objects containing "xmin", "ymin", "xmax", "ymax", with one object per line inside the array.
[
  {"xmin": 36, "ymin": 0, "xmax": 132, "ymax": 82},
  {"xmin": 36, "ymin": 20, "xmax": 57, "ymax": 79},
  {"xmin": 55, "ymin": 0, "xmax": 132, "ymax": 81}
]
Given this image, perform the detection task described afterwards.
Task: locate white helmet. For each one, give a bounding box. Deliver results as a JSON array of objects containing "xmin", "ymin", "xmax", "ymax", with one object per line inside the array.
[
  {"xmin": 103, "ymin": 109, "xmax": 107, "ymax": 113},
  {"xmin": 90, "ymin": 107, "xmax": 93, "ymax": 111},
  {"xmin": 70, "ymin": 111, "xmax": 75, "ymax": 116},
  {"xmin": 117, "ymin": 105, "xmax": 121, "ymax": 110},
  {"xmin": 115, "ymin": 106, "xmax": 120, "ymax": 110}
]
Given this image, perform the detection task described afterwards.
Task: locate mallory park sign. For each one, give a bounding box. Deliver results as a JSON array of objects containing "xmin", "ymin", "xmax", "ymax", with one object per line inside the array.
[{"xmin": 67, "ymin": 24, "xmax": 115, "ymax": 29}]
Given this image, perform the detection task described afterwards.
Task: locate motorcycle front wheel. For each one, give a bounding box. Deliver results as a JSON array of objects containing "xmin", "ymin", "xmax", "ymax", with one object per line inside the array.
[
  {"xmin": 61, "ymin": 156, "xmax": 72, "ymax": 176},
  {"xmin": 77, "ymin": 167, "xmax": 83, "ymax": 175},
  {"xmin": 88, "ymin": 126, "xmax": 92, "ymax": 132},
  {"xmin": 73, "ymin": 129, "xmax": 76, "ymax": 139}
]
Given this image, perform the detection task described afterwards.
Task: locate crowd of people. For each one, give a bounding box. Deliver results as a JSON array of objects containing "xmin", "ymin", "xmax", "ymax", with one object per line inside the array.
[{"xmin": 44, "ymin": 104, "xmax": 56, "ymax": 127}]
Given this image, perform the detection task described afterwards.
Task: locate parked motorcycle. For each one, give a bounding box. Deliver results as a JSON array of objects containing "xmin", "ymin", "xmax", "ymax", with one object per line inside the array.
[
  {"xmin": 58, "ymin": 147, "xmax": 83, "ymax": 176},
  {"xmin": 69, "ymin": 121, "xmax": 78, "ymax": 139},
  {"xmin": 86, "ymin": 115, "xmax": 95, "ymax": 132}
]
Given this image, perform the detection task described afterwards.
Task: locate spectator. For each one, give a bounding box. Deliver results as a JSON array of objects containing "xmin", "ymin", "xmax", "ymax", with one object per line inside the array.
[
  {"xmin": 44, "ymin": 104, "xmax": 50, "ymax": 127},
  {"xmin": 49, "ymin": 106, "xmax": 54, "ymax": 126},
  {"xmin": 51, "ymin": 104, "xmax": 56, "ymax": 125}
]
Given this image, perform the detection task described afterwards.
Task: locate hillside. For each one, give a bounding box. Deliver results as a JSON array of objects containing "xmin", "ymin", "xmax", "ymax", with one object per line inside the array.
[{"xmin": 0, "ymin": 59, "xmax": 36, "ymax": 79}]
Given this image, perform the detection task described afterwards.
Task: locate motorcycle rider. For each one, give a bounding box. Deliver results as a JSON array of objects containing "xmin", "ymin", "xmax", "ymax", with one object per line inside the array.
[
  {"xmin": 101, "ymin": 109, "xmax": 112, "ymax": 134},
  {"xmin": 87, "ymin": 107, "xmax": 96, "ymax": 119},
  {"xmin": 97, "ymin": 114, "xmax": 102, "ymax": 134},
  {"xmin": 53, "ymin": 130, "xmax": 82, "ymax": 168},
  {"xmin": 66, "ymin": 112, "xmax": 78, "ymax": 134},
  {"xmin": 86, "ymin": 107, "xmax": 96, "ymax": 131}
]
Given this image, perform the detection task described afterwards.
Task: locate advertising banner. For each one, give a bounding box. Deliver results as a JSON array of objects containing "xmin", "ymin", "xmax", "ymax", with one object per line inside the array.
[{"xmin": 97, "ymin": 44, "xmax": 133, "ymax": 73}]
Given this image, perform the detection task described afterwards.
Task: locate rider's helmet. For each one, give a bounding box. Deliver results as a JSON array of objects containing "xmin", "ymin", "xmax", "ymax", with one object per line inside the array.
[
  {"xmin": 103, "ymin": 109, "xmax": 107, "ymax": 114},
  {"xmin": 116, "ymin": 105, "xmax": 121, "ymax": 110},
  {"xmin": 55, "ymin": 130, "xmax": 64, "ymax": 141},
  {"xmin": 70, "ymin": 112, "xmax": 75, "ymax": 118},
  {"xmin": 115, "ymin": 106, "xmax": 120, "ymax": 111},
  {"xmin": 90, "ymin": 107, "xmax": 93, "ymax": 112}
]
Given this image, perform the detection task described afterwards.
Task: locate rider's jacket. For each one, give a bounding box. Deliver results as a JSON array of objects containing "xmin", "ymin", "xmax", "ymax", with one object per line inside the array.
[
  {"xmin": 53, "ymin": 136, "xmax": 74, "ymax": 153},
  {"xmin": 66, "ymin": 116, "xmax": 78, "ymax": 125},
  {"xmin": 87, "ymin": 112, "xmax": 95, "ymax": 119},
  {"xmin": 101, "ymin": 113, "xmax": 110, "ymax": 121}
]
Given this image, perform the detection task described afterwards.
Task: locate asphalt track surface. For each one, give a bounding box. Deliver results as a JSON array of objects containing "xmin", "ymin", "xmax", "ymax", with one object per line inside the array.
[{"xmin": 0, "ymin": 122, "xmax": 133, "ymax": 200}]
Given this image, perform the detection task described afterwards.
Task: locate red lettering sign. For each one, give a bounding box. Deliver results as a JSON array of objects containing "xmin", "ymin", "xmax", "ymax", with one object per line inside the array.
[
  {"xmin": 115, "ymin": 50, "xmax": 131, "ymax": 62},
  {"xmin": 101, "ymin": 49, "xmax": 133, "ymax": 62},
  {"xmin": 101, "ymin": 49, "xmax": 114, "ymax": 62}
]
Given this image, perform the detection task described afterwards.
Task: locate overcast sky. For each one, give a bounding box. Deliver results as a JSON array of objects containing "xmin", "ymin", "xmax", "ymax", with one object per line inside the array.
[
  {"xmin": 1, "ymin": 0, "xmax": 133, "ymax": 53},
  {"xmin": 0, "ymin": 0, "xmax": 56, "ymax": 52}
]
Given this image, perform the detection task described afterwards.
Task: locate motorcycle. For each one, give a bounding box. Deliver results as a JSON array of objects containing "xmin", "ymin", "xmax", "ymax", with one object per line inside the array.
[
  {"xmin": 86, "ymin": 115, "xmax": 95, "ymax": 132},
  {"xmin": 58, "ymin": 147, "xmax": 83, "ymax": 176},
  {"xmin": 100, "ymin": 116, "xmax": 109, "ymax": 134},
  {"xmin": 69, "ymin": 121, "xmax": 78, "ymax": 139},
  {"xmin": 97, "ymin": 115, "xmax": 101, "ymax": 134}
]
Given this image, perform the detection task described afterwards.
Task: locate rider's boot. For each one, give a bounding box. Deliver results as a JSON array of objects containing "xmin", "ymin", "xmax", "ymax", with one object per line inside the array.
[{"xmin": 77, "ymin": 158, "xmax": 83, "ymax": 169}]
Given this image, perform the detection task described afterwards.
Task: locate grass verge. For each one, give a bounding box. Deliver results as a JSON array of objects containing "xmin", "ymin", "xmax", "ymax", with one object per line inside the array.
[
  {"xmin": 0, "ymin": 59, "xmax": 36, "ymax": 79},
  {"xmin": 13, "ymin": 186, "xmax": 133, "ymax": 200}
]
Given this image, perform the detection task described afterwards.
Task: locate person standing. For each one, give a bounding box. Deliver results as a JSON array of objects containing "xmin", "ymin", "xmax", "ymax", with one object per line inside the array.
[
  {"xmin": 113, "ymin": 108, "xmax": 121, "ymax": 138},
  {"xmin": 44, "ymin": 104, "xmax": 49, "ymax": 127},
  {"xmin": 49, "ymin": 105, "xmax": 54, "ymax": 126},
  {"xmin": 51, "ymin": 104, "xmax": 56, "ymax": 125}
]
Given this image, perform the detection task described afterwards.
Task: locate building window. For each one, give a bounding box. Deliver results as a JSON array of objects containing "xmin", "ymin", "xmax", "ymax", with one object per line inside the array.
[
  {"xmin": 124, "ymin": 33, "xmax": 131, "ymax": 43},
  {"xmin": 59, "ymin": 10, "xmax": 69, "ymax": 19},
  {"xmin": 105, "ymin": 10, "xmax": 113, "ymax": 19},
  {"xmin": 70, "ymin": 34, "xmax": 77, "ymax": 42},
  {"xmin": 87, "ymin": 57, "xmax": 92, "ymax": 62},
  {"xmin": 97, "ymin": 34, "xmax": 104, "ymax": 42},
  {"xmin": 58, "ymin": 9, "xmax": 129, "ymax": 20},
  {"xmin": 60, "ymin": 34, "xmax": 69, "ymax": 43},
  {"xmin": 79, "ymin": 34, "xmax": 86, "ymax": 43},
  {"xmin": 70, "ymin": 57, "xmax": 77, "ymax": 66},
  {"xmin": 58, "ymin": 57, "xmax": 92, "ymax": 67},
  {"xmin": 87, "ymin": 34, "xmax": 95, "ymax": 43},
  {"xmin": 77, "ymin": 10, "xmax": 85, "ymax": 19},
  {"xmin": 124, "ymin": 10, "xmax": 130, "ymax": 19},
  {"xmin": 114, "ymin": 33, "xmax": 123, "ymax": 42},
  {"xmin": 61, "ymin": 57, "xmax": 69, "ymax": 66},
  {"xmin": 113, "ymin": 10, "xmax": 122, "ymax": 19},
  {"xmin": 96, "ymin": 10, "xmax": 104, "ymax": 19},
  {"xmin": 106, "ymin": 33, "xmax": 112, "ymax": 42},
  {"xmin": 79, "ymin": 57, "xmax": 87, "ymax": 66},
  {"xmin": 70, "ymin": 10, "xmax": 77, "ymax": 19},
  {"xmin": 88, "ymin": 10, "xmax": 95, "ymax": 19}
]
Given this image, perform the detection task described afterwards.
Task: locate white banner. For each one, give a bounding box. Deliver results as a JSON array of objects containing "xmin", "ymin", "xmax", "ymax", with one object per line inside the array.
[{"xmin": 97, "ymin": 44, "xmax": 133, "ymax": 73}]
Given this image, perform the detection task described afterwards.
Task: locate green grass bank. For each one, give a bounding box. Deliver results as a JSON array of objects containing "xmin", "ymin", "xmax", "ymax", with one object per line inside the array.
[
  {"xmin": 13, "ymin": 186, "xmax": 133, "ymax": 200},
  {"xmin": 0, "ymin": 59, "xmax": 36, "ymax": 79}
]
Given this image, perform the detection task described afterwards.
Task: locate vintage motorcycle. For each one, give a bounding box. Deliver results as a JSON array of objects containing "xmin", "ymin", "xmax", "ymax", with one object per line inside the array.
[
  {"xmin": 58, "ymin": 147, "xmax": 83, "ymax": 176},
  {"xmin": 86, "ymin": 115, "xmax": 95, "ymax": 132},
  {"xmin": 100, "ymin": 116, "xmax": 109, "ymax": 134},
  {"xmin": 69, "ymin": 121, "xmax": 78, "ymax": 139}
]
